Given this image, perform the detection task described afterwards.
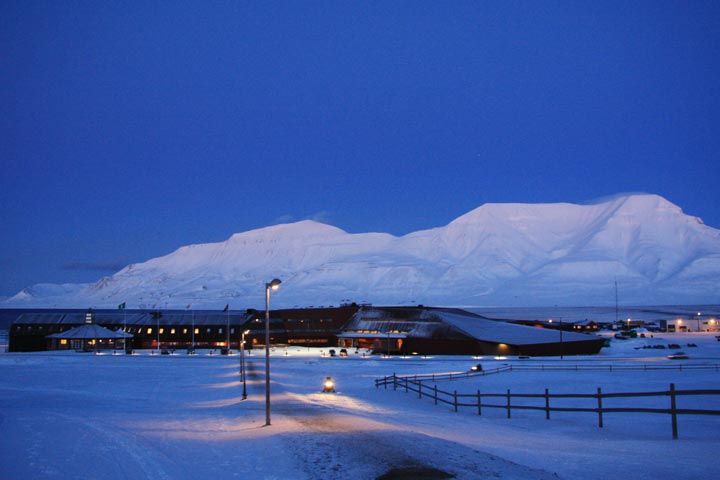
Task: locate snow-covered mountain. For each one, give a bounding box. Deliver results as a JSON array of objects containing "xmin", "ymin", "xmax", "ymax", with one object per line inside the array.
[{"xmin": 6, "ymin": 194, "xmax": 720, "ymax": 308}]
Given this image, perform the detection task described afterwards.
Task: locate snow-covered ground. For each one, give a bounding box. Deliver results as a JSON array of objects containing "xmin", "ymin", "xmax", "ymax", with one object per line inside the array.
[{"xmin": 1, "ymin": 333, "xmax": 718, "ymax": 479}]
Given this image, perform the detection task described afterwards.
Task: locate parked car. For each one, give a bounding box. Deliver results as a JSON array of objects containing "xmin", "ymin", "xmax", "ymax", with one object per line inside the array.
[
  {"xmin": 667, "ymin": 351, "xmax": 689, "ymax": 360},
  {"xmin": 470, "ymin": 363, "xmax": 483, "ymax": 372},
  {"xmin": 328, "ymin": 349, "xmax": 336, "ymax": 357},
  {"xmin": 339, "ymin": 348, "xmax": 348, "ymax": 357}
]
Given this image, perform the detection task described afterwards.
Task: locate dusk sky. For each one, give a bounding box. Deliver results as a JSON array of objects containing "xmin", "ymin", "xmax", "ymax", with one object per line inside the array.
[{"xmin": 2, "ymin": 1, "xmax": 719, "ymax": 297}]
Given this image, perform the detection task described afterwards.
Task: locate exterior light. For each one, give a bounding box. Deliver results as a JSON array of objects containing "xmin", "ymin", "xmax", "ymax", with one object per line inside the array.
[
  {"xmin": 240, "ymin": 329, "xmax": 251, "ymax": 400},
  {"xmin": 322, "ymin": 376, "xmax": 336, "ymax": 393},
  {"xmin": 264, "ymin": 278, "xmax": 282, "ymax": 426}
]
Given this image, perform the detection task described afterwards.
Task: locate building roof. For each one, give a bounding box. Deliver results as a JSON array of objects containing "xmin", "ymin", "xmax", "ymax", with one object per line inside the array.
[
  {"xmin": 13, "ymin": 311, "xmax": 253, "ymax": 327},
  {"xmin": 434, "ymin": 310, "xmax": 600, "ymax": 346},
  {"xmin": 341, "ymin": 307, "xmax": 601, "ymax": 346},
  {"xmin": 46, "ymin": 324, "xmax": 133, "ymax": 339}
]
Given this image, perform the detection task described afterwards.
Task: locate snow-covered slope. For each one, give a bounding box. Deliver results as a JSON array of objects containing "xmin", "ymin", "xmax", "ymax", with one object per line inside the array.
[{"xmin": 6, "ymin": 194, "xmax": 720, "ymax": 308}]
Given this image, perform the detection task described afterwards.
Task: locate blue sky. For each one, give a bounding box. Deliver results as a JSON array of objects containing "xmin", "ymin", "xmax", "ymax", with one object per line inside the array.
[{"xmin": 1, "ymin": 1, "xmax": 719, "ymax": 296}]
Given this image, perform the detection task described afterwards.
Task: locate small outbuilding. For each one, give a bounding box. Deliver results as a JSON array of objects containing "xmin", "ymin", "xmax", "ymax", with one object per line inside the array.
[{"xmin": 47, "ymin": 323, "xmax": 132, "ymax": 352}]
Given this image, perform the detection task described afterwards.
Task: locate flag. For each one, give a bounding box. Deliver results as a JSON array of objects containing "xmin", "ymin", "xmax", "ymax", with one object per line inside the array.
[
  {"xmin": 118, "ymin": 302, "xmax": 126, "ymax": 310},
  {"xmin": 223, "ymin": 304, "xmax": 229, "ymax": 312}
]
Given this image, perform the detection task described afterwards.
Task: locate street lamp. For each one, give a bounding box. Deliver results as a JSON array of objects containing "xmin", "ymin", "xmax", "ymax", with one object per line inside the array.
[
  {"xmin": 240, "ymin": 329, "xmax": 250, "ymax": 400},
  {"xmin": 265, "ymin": 278, "xmax": 281, "ymax": 426}
]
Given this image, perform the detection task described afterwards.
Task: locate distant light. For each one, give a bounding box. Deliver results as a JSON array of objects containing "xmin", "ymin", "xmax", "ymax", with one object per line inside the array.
[{"xmin": 548, "ymin": 319, "xmax": 553, "ymax": 323}]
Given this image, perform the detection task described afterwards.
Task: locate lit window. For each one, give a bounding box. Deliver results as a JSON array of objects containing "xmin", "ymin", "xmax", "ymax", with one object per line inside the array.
[
  {"xmin": 170, "ymin": 328, "xmax": 176, "ymax": 334},
  {"xmin": 60, "ymin": 339, "xmax": 67, "ymax": 345},
  {"xmin": 183, "ymin": 328, "xmax": 188, "ymax": 334},
  {"xmin": 147, "ymin": 328, "xmax": 153, "ymax": 334},
  {"xmin": 230, "ymin": 328, "xmax": 235, "ymax": 334},
  {"xmin": 159, "ymin": 328, "xmax": 164, "ymax": 334},
  {"xmin": 206, "ymin": 328, "xmax": 211, "ymax": 333},
  {"xmin": 194, "ymin": 328, "xmax": 199, "ymax": 335}
]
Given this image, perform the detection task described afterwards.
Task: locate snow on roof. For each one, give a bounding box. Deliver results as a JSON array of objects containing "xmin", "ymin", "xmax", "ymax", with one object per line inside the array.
[
  {"xmin": 434, "ymin": 310, "xmax": 601, "ymax": 346},
  {"xmin": 47, "ymin": 324, "xmax": 133, "ymax": 339},
  {"xmin": 13, "ymin": 312, "xmax": 252, "ymax": 326}
]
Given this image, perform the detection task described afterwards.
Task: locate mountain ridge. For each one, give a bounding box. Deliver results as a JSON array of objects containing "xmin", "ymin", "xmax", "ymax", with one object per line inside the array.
[{"xmin": 6, "ymin": 194, "xmax": 719, "ymax": 308}]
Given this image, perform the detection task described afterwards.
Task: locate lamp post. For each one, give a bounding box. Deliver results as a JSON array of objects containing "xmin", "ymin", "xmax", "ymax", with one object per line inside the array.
[
  {"xmin": 265, "ymin": 278, "xmax": 282, "ymax": 426},
  {"xmin": 241, "ymin": 329, "xmax": 249, "ymax": 400},
  {"xmin": 559, "ymin": 317, "xmax": 563, "ymax": 360}
]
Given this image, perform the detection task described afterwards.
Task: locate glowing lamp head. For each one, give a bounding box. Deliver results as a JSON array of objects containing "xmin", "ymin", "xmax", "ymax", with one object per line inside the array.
[
  {"xmin": 267, "ymin": 278, "xmax": 282, "ymax": 291},
  {"xmin": 322, "ymin": 376, "xmax": 335, "ymax": 392}
]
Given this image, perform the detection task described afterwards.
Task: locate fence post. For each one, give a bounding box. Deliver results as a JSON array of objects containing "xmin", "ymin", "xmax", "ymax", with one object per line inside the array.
[
  {"xmin": 393, "ymin": 373, "xmax": 397, "ymax": 391},
  {"xmin": 610, "ymin": 364, "xmax": 612, "ymax": 372},
  {"xmin": 670, "ymin": 383, "xmax": 678, "ymax": 439},
  {"xmin": 507, "ymin": 389, "xmax": 511, "ymax": 419},
  {"xmin": 384, "ymin": 375, "xmax": 387, "ymax": 390},
  {"xmin": 434, "ymin": 384, "xmax": 438, "ymax": 405},
  {"xmin": 404, "ymin": 377, "xmax": 408, "ymax": 393},
  {"xmin": 545, "ymin": 388, "xmax": 550, "ymax": 420},
  {"xmin": 418, "ymin": 380, "xmax": 422, "ymax": 399},
  {"xmin": 597, "ymin": 387, "xmax": 603, "ymax": 428},
  {"xmin": 454, "ymin": 390, "xmax": 458, "ymax": 412},
  {"xmin": 477, "ymin": 390, "xmax": 481, "ymax": 416}
]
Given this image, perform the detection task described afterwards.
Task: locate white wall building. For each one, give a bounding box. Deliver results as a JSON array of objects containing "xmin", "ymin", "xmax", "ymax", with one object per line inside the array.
[{"xmin": 662, "ymin": 316, "xmax": 719, "ymax": 333}]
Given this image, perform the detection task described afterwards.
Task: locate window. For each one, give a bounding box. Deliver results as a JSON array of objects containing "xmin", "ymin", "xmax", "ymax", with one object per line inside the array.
[
  {"xmin": 170, "ymin": 328, "xmax": 176, "ymax": 334},
  {"xmin": 194, "ymin": 328, "xmax": 199, "ymax": 335},
  {"xmin": 159, "ymin": 328, "xmax": 164, "ymax": 334},
  {"xmin": 183, "ymin": 328, "xmax": 188, "ymax": 334},
  {"xmin": 147, "ymin": 328, "xmax": 153, "ymax": 334},
  {"xmin": 230, "ymin": 328, "xmax": 235, "ymax": 334},
  {"xmin": 219, "ymin": 328, "xmax": 223, "ymax": 334},
  {"xmin": 60, "ymin": 339, "xmax": 67, "ymax": 345},
  {"xmin": 206, "ymin": 328, "xmax": 211, "ymax": 333}
]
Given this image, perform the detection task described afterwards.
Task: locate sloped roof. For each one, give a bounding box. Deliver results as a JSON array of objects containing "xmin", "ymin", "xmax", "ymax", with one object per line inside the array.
[
  {"xmin": 435, "ymin": 310, "xmax": 600, "ymax": 346},
  {"xmin": 343, "ymin": 307, "xmax": 601, "ymax": 346},
  {"xmin": 13, "ymin": 311, "xmax": 252, "ymax": 326},
  {"xmin": 47, "ymin": 324, "xmax": 132, "ymax": 339}
]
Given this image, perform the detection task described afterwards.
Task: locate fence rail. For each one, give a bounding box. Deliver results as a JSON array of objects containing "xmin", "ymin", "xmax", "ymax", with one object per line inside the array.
[{"xmin": 374, "ymin": 365, "xmax": 720, "ymax": 439}]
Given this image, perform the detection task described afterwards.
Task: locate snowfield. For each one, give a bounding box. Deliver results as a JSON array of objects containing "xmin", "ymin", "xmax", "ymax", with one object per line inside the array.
[
  {"xmin": 1, "ymin": 332, "xmax": 718, "ymax": 479},
  {"xmin": 6, "ymin": 194, "xmax": 720, "ymax": 308}
]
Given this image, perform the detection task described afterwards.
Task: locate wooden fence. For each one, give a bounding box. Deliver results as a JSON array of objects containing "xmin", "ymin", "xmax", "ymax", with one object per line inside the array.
[{"xmin": 374, "ymin": 364, "xmax": 720, "ymax": 439}]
